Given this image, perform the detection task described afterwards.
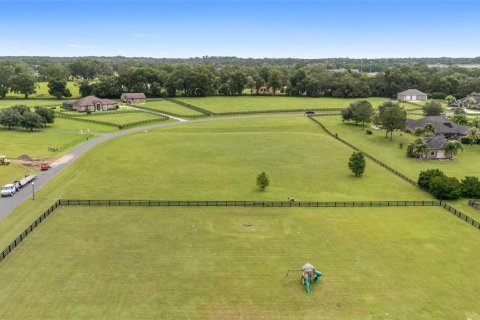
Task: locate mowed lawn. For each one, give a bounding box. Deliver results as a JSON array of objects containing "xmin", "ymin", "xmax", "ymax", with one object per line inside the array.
[
  {"xmin": 0, "ymin": 98, "xmax": 62, "ymax": 109},
  {"xmin": 174, "ymin": 96, "xmax": 419, "ymax": 113},
  {"xmin": 318, "ymin": 116, "xmax": 480, "ymax": 180},
  {"xmin": 31, "ymin": 116, "xmax": 427, "ymax": 201},
  {"xmin": 80, "ymin": 111, "xmax": 163, "ymax": 125},
  {"xmin": 6, "ymin": 81, "xmax": 80, "ymax": 99},
  {"xmin": 0, "ymin": 206, "xmax": 479, "ymax": 319},
  {"xmin": 0, "ymin": 118, "xmax": 114, "ymax": 159},
  {"xmin": 138, "ymin": 99, "xmax": 205, "ymax": 116}
]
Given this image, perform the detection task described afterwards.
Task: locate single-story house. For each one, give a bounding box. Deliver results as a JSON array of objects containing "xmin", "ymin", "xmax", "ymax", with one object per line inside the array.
[
  {"xmin": 422, "ymin": 136, "xmax": 451, "ymax": 159},
  {"xmin": 405, "ymin": 116, "xmax": 469, "ymax": 139},
  {"xmin": 452, "ymin": 96, "xmax": 480, "ymax": 109},
  {"xmin": 63, "ymin": 96, "xmax": 118, "ymax": 112},
  {"xmin": 397, "ymin": 89, "xmax": 428, "ymax": 102},
  {"xmin": 121, "ymin": 93, "xmax": 147, "ymax": 104}
]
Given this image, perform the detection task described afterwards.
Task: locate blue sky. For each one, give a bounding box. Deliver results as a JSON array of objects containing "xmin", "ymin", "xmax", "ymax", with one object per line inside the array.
[{"xmin": 0, "ymin": 1, "xmax": 478, "ymax": 58}]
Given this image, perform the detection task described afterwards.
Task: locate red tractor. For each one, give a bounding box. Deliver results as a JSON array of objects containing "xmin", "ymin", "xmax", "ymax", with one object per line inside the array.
[{"xmin": 40, "ymin": 162, "xmax": 50, "ymax": 171}]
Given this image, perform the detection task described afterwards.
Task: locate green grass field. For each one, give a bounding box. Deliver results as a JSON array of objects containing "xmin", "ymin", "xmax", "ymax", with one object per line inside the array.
[
  {"xmin": 0, "ymin": 117, "xmax": 114, "ymax": 159},
  {"xmin": 0, "ymin": 111, "xmax": 479, "ymax": 319},
  {"xmin": 174, "ymin": 96, "xmax": 419, "ymax": 113},
  {"xmin": 0, "ymin": 205, "xmax": 479, "ymax": 319},
  {"xmin": 29, "ymin": 116, "xmax": 426, "ymax": 201},
  {"xmin": 6, "ymin": 81, "xmax": 81, "ymax": 99},
  {"xmin": 73, "ymin": 111, "xmax": 163, "ymax": 125},
  {"xmin": 317, "ymin": 116, "xmax": 480, "ymax": 180},
  {"xmin": 137, "ymin": 99, "xmax": 205, "ymax": 115},
  {"xmin": 0, "ymin": 98, "xmax": 62, "ymax": 109}
]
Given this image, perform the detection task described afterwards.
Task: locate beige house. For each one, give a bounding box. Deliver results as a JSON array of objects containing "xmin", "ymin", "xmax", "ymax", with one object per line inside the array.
[
  {"xmin": 397, "ymin": 89, "xmax": 428, "ymax": 102},
  {"xmin": 121, "ymin": 93, "xmax": 146, "ymax": 104},
  {"xmin": 63, "ymin": 96, "xmax": 118, "ymax": 112}
]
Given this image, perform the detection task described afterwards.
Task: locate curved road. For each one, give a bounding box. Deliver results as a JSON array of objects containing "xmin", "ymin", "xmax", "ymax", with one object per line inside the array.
[{"xmin": 0, "ymin": 113, "xmax": 305, "ymax": 219}]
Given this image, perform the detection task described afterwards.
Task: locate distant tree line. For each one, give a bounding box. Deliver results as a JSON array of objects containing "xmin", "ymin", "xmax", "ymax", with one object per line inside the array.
[{"xmin": 1, "ymin": 58, "xmax": 480, "ymax": 99}]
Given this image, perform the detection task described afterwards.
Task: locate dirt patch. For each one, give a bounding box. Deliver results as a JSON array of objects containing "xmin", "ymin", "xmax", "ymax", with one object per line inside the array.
[{"xmin": 11, "ymin": 155, "xmax": 51, "ymax": 168}]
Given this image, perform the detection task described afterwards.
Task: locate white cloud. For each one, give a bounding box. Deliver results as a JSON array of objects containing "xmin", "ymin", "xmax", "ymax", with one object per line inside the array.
[
  {"xmin": 67, "ymin": 44, "xmax": 95, "ymax": 48},
  {"xmin": 134, "ymin": 33, "xmax": 159, "ymax": 38}
]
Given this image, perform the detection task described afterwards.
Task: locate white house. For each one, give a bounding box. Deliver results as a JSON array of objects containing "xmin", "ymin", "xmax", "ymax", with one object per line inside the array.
[{"xmin": 397, "ymin": 89, "xmax": 428, "ymax": 102}]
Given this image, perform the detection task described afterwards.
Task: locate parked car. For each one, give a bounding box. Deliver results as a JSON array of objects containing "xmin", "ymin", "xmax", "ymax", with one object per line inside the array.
[
  {"xmin": 40, "ymin": 162, "xmax": 50, "ymax": 171},
  {"xmin": 1, "ymin": 184, "xmax": 16, "ymax": 197},
  {"xmin": 305, "ymin": 110, "xmax": 315, "ymax": 116}
]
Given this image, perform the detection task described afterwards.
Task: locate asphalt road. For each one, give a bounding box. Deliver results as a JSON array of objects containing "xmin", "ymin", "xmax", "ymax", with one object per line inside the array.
[{"xmin": 0, "ymin": 113, "xmax": 303, "ymax": 220}]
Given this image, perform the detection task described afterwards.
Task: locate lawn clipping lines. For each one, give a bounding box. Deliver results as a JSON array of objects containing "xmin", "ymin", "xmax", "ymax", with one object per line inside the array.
[{"xmin": 0, "ymin": 198, "xmax": 478, "ymax": 265}]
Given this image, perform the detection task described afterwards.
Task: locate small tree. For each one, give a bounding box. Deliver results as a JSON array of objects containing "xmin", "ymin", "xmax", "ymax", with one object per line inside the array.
[
  {"xmin": 429, "ymin": 176, "xmax": 461, "ymax": 200},
  {"xmin": 20, "ymin": 111, "xmax": 43, "ymax": 131},
  {"xmin": 451, "ymin": 108, "xmax": 468, "ymax": 125},
  {"xmin": 348, "ymin": 152, "xmax": 366, "ymax": 177},
  {"xmin": 466, "ymin": 128, "xmax": 480, "ymax": 145},
  {"xmin": 418, "ymin": 169, "xmax": 446, "ymax": 190},
  {"xmin": 422, "ymin": 100, "xmax": 443, "ymax": 116},
  {"xmin": 256, "ymin": 172, "xmax": 270, "ymax": 191},
  {"xmin": 460, "ymin": 176, "xmax": 480, "ymax": 198},
  {"xmin": 0, "ymin": 108, "xmax": 22, "ymax": 129},
  {"xmin": 443, "ymin": 141, "xmax": 463, "ymax": 159},
  {"xmin": 465, "ymin": 96, "xmax": 477, "ymax": 109},
  {"xmin": 48, "ymin": 78, "xmax": 72, "ymax": 99},
  {"xmin": 34, "ymin": 106, "xmax": 56, "ymax": 126},
  {"xmin": 445, "ymin": 95, "xmax": 456, "ymax": 106},
  {"xmin": 377, "ymin": 101, "xmax": 406, "ymax": 140}
]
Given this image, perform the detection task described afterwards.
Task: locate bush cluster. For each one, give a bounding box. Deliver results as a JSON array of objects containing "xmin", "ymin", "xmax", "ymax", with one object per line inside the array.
[
  {"xmin": 0, "ymin": 105, "xmax": 55, "ymax": 131},
  {"xmin": 418, "ymin": 169, "xmax": 480, "ymax": 199}
]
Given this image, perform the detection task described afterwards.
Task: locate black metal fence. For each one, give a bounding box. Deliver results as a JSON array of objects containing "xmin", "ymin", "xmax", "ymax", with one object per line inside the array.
[
  {"xmin": 0, "ymin": 198, "xmax": 478, "ymax": 265},
  {"xmin": 308, "ymin": 116, "xmax": 418, "ymax": 187},
  {"xmin": 59, "ymin": 199, "xmax": 440, "ymax": 207},
  {"xmin": 442, "ymin": 201, "xmax": 480, "ymax": 229},
  {"xmin": 130, "ymin": 104, "xmax": 206, "ymax": 119},
  {"xmin": 57, "ymin": 112, "xmax": 168, "ymax": 129},
  {"xmin": 0, "ymin": 200, "xmax": 61, "ymax": 263},
  {"xmin": 468, "ymin": 200, "xmax": 480, "ymax": 211},
  {"xmin": 164, "ymin": 98, "xmax": 214, "ymax": 116}
]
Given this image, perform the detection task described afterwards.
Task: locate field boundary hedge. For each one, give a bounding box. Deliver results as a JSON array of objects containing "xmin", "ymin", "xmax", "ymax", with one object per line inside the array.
[
  {"xmin": 0, "ymin": 198, "xmax": 478, "ymax": 265},
  {"xmin": 308, "ymin": 116, "xmax": 418, "ymax": 187}
]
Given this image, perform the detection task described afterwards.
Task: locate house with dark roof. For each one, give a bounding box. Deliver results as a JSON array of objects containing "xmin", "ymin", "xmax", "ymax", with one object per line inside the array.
[
  {"xmin": 63, "ymin": 96, "xmax": 118, "ymax": 112},
  {"xmin": 121, "ymin": 93, "xmax": 146, "ymax": 104},
  {"xmin": 422, "ymin": 136, "xmax": 451, "ymax": 159},
  {"xmin": 405, "ymin": 116, "xmax": 469, "ymax": 139},
  {"xmin": 452, "ymin": 96, "xmax": 480, "ymax": 109},
  {"xmin": 397, "ymin": 89, "xmax": 428, "ymax": 102}
]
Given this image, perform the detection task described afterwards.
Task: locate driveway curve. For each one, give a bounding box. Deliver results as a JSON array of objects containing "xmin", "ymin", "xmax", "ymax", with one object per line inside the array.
[{"xmin": 0, "ymin": 113, "xmax": 304, "ymax": 219}]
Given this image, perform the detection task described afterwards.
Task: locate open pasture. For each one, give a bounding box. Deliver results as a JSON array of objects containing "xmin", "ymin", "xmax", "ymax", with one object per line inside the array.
[
  {"xmin": 318, "ymin": 116, "xmax": 480, "ymax": 180},
  {"xmin": 30, "ymin": 116, "xmax": 426, "ymax": 201},
  {"xmin": 76, "ymin": 111, "xmax": 164, "ymax": 125},
  {"xmin": 6, "ymin": 81, "xmax": 80, "ymax": 99},
  {"xmin": 0, "ymin": 205, "xmax": 479, "ymax": 319},
  {"xmin": 137, "ymin": 99, "xmax": 205, "ymax": 116},
  {"xmin": 0, "ymin": 98, "xmax": 61, "ymax": 109},
  {"xmin": 174, "ymin": 96, "xmax": 418, "ymax": 114}
]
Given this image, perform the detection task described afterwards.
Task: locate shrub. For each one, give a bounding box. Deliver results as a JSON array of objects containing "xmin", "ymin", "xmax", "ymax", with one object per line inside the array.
[
  {"xmin": 399, "ymin": 142, "xmax": 403, "ymax": 149},
  {"xmin": 366, "ymin": 129, "xmax": 372, "ymax": 135},
  {"xmin": 429, "ymin": 92, "xmax": 447, "ymax": 100},
  {"xmin": 348, "ymin": 152, "xmax": 366, "ymax": 177},
  {"xmin": 418, "ymin": 169, "xmax": 446, "ymax": 190},
  {"xmin": 461, "ymin": 137, "xmax": 471, "ymax": 144},
  {"xmin": 460, "ymin": 176, "xmax": 480, "ymax": 198},
  {"xmin": 429, "ymin": 176, "xmax": 461, "ymax": 200},
  {"xmin": 256, "ymin": 171, "xmax": 270, "ymax": 191}
]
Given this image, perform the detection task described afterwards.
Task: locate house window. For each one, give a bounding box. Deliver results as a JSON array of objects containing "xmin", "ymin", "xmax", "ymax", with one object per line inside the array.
[{"xmin": 430, "ymin": 151, "xmax": 435, "ymax": 156}]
